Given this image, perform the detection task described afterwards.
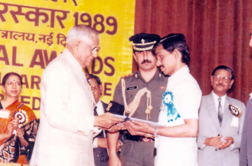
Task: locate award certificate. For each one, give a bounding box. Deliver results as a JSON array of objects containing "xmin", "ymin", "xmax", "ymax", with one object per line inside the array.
[{"xmin": 113, "ymin": 114, "xmax": 164, "ymax": 127}]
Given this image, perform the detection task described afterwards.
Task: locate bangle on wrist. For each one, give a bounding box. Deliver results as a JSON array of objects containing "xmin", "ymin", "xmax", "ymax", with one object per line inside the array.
[{"xmin": 154, "ymin": 127, "xmax": 158, "ymax": 137}]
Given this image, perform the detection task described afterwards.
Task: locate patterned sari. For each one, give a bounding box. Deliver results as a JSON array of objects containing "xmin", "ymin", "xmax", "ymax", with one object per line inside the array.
[{"xmin": 0, "ymin": 100, "xmax": 38, "ymax": 164}]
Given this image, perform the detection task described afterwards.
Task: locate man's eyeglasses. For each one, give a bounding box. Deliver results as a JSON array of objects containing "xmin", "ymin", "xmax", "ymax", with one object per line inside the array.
[
  {"xmin": 81, "ymin": 41, "xmax": 100, "ymax": 53},
  {"xmin": 212, "ymin": 75, "xmax": 231, "ymax": 83},
  {"xmin": 90, "ymin": 86, "xmax": 99, "ymax": 92}
]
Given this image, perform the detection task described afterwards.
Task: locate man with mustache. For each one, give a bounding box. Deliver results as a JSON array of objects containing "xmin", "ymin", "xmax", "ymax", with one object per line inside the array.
[
  {"xmin": 197, "ymin": 65, "xmax": 245, "ymax": 166},
  {"xmin": 107, "ymin": 33, "xmax": 167, "ymax": 166}
]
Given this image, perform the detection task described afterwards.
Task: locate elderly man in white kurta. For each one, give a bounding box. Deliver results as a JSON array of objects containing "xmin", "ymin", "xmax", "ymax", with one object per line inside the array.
[{"xmin": 30, "ymin": 25, "xmax": 121, "ymax": 166}]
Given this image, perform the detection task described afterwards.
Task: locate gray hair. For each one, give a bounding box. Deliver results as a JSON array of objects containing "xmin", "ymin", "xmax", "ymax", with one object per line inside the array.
[{"xmin": 67, "ymin": 25, "xmax": 99, "ymax": 45}]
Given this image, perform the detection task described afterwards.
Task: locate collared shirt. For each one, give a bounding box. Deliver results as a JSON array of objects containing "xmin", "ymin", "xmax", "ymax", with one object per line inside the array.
[
  {"xmin": 96, "ymin": 100, "xmax": 105, "ymax": 116},
  {"xmin": 155, "ymin": 65, "xmax": 202, "ymax": 166},
  {"xmin": 158, "ymin": 65, "xmax": 202, "ymax": 126},
  {"xmin": 212, "ymin": 91, "xmax": 227, "ymax": 114},
  {"xmin": 93, "ymin": 100, "xmax": 106, "ymax": 148}
]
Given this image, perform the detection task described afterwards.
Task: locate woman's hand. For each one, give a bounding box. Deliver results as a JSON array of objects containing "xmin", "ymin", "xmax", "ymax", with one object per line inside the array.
[
  {"xmin": 10, "ymin": 117, "xmax": 19, "ymax": 129},
  {"xmin": 5, "ymin": 122, "xmax": 14, "ymax": 138},
  {"xmin": 5, "ymin": 118, "xmax": 19, "ymax": 138}
]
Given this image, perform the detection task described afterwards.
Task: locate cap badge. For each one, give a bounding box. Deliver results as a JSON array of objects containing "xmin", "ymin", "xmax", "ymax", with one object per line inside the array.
[{"xmin": 141, "ymin": 39, "xmax": 145, "ymax": 43}]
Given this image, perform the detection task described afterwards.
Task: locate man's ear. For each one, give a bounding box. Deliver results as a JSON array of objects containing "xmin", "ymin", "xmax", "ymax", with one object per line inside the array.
[
  {"xmin": 75, "ymin": 40, "xmax": 81, "ymax": 50},
  {"xmin": 210, "ymin": 76, "xmax": 214, "ymax": 86},
  {"xmin": 133, "ymin": 53, "xmax": 138, "ymax": 62},
  {"xmin": 68, "ymin": 40, "xmax": 80, "ymax": 54},
  {"xmin": 99, "ymin": 84, "xmax": 103, "ymax": 95},
  {"xmin": 229, "ymin": 79, "xmax": 234, "ymax": 89},
  {"xmin": 174, "ymin": 49, "xmax": 181, "ymax": 59}
]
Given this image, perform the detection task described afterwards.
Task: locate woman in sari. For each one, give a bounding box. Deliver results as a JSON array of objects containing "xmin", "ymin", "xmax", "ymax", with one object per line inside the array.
[{"xmin": 0, "ymin": 72, "xmax": 37, "ymax": 164}]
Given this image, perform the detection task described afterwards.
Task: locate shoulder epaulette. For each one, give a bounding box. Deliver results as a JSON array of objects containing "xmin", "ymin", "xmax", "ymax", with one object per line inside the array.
[{"xmin": 120, "ymin": 73, "xmax": 134, "ymax": 79}]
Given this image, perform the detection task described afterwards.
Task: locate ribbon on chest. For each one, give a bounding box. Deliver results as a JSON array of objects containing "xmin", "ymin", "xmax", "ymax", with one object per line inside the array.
[{"xmin": 162, "ymin": 91, "xmax": 181, "ymax": 122}]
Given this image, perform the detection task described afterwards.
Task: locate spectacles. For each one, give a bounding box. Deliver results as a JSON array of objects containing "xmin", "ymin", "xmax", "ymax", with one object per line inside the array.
[
  {"xmin": 213, "ymin": 75, "xmax": 231, "ymax": 83},
  {"xmin": 90, "ymin": 85, "xmax": 99, "ymax": 92},
  {"xmin": 80, "ymin": 41, "xmax": 100, "ymax": 53}
]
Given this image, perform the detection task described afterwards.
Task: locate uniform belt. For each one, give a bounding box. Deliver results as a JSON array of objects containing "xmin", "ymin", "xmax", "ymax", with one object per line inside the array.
[{"xmin": 125, "ymin": 133, "xmax": 154, "ymax": 142}]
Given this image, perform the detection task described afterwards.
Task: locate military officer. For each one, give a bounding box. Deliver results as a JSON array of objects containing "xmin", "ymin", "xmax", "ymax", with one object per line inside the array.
[{"xmin": 107, "ymin": 33, "xmax": 167, "ymax": 166}]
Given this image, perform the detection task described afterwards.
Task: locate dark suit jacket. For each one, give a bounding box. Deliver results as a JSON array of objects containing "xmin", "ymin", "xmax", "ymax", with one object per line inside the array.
[
  {"xmin": 240, "ymin": 98, "xmax": 252, "ymax": 166},
  {"xmin": 93, "ymin": 101, "xmax": 109, "ymax": 166}
]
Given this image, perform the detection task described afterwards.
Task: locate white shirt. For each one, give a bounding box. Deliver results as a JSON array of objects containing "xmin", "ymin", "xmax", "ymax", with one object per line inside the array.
[
  {"xmin": 212, "ymin": 91, "xmax": 227, "ymax": 113},
  {"xmin": 155, "ymin": 65, "xmax": 202, "ymax": 166},
  {"xmin": 96, "ymin": 100, "xmax": 105, "ymax": 116},
  {"xmin": 93, "ymin": 100, "xmax": 106, "ymax": 148}
]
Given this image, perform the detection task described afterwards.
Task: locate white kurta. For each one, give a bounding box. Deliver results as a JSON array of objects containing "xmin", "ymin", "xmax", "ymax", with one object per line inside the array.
[
  {"xmin": 30, "ymin": 49, "xmax": 95, "ymax": 166},
  {"xmin": 155, "ymin": 66, "xmax": 202, "ymax": 166}
]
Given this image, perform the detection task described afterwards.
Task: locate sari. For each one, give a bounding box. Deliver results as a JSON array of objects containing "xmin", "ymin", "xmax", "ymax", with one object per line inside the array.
[{"xmin": 0, "ymin": 100, "xmax": 37, "ymax": 164}]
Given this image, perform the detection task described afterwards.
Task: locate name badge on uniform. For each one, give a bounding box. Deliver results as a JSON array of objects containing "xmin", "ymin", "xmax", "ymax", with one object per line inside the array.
[{"xmin": 127, "ymin": 86, "xmax": 137, "ymax": 90}]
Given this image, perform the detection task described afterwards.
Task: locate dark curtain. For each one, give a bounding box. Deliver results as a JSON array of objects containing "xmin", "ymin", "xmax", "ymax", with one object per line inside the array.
[{"xmin": 133, "ymin": 0, "xmax": 252, "ymax": 104}]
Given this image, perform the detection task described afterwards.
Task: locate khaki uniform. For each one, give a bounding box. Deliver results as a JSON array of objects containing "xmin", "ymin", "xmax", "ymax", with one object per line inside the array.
[{"xmin": 113, "ymin": 70, "xmax": 167, "ymax": 166}]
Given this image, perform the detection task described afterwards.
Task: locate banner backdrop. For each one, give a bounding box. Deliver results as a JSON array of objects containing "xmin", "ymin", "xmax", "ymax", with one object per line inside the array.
[{"xmin": 0, "ymin": 0, "xmax": 135, "ymax": 118}]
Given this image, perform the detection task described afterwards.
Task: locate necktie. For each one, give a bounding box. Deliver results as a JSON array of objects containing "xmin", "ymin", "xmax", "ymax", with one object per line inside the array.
[
  {"xmin": 94, "ymin": 106, "xmax": 98, "ymax": 116},
  {"xmin": 218, "ymin": 98, "xmax": 223, "ymax": 126}
]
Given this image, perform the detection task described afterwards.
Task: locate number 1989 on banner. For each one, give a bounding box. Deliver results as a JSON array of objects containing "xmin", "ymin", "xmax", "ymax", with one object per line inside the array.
[{"xmin": 73, "ymin": 12, "xmax": 117, "ymax": 35}]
